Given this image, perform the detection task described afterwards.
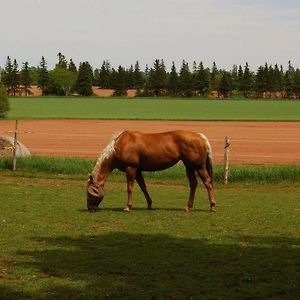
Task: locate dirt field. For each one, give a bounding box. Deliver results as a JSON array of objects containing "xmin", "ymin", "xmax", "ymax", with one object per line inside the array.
[{"xmin": 0, "ymin": 120, "xmax": 299, "ymax": 165}]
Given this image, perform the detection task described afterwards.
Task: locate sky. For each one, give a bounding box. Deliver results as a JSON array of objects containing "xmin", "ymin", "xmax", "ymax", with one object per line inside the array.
[{"xmin": 0, "ymin": 0, "xmax": 300, "ymax": 71}]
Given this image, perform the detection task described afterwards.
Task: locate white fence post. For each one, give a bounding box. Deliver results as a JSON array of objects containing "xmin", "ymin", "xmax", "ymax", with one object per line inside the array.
[
  {"xmin": 12, "ymin": 120, "xmax": 18, "ymax": 171},
  {"xmin": 223, "ymin": 136, "xmax": 230, "ymax": 184}
]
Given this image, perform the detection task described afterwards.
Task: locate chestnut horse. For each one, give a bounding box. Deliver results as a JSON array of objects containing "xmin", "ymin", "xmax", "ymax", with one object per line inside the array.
[{"xmin": 86, "ymin": 130, "xmax": 216, "ymax": 212}]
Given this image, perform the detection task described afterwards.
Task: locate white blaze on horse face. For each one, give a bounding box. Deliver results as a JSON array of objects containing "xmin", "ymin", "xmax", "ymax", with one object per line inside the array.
[{"xmin": 199, "ymin": 133, "xmax": 213, "ymax": 161}]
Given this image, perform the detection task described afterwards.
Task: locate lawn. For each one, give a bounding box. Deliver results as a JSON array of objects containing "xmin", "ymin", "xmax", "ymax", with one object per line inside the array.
[
  {"xmin": 7, "ymin": 97, "xmax": 300, "ymax": 121},
  {"xmin": 0, "ymin": 171, "xmax": 299, "ymax": 299}
]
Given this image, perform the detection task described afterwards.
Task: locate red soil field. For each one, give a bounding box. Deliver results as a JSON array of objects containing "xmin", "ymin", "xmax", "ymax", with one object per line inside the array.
[{"xmin": 0, "ymin": 120, "xmax": 299, "ymax": 165}]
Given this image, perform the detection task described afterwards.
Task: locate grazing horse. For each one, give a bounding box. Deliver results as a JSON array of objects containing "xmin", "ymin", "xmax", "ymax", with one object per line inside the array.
[{"xmin": 86, "ymin": 130, "xmax": 216, "ymax": 212}]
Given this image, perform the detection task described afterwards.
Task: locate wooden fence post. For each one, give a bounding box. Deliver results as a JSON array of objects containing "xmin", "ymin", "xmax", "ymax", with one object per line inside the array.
[
  {"xmin": 12, "ymin": 120, "xmax": 18, "ymax": 171},
  {"xmin": 223, "ymin": 136, "xmax": 230, "ymax": 184}
]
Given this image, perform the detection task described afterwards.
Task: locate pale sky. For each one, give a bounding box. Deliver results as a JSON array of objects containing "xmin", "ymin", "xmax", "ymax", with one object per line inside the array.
[{"xmin": 0, "ymin": 0, "xmax": 299, "ymax": 71}]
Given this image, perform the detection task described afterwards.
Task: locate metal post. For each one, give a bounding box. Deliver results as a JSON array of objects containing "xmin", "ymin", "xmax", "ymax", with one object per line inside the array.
[
  {"xmin": 12, "ymin": 120, "xmax": 18, "ymax": 171},
  {"xmin": 223, "ymin": 136, "xmax": 230, "ymax": 184}
]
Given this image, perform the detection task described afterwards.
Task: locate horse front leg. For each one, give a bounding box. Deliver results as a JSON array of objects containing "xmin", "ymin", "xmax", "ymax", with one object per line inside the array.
[
  {"xmin": 184, "ymin": 167, "xmax": 198, "ymax": 212},
  {"xmin": 136, "ymin": 170, "xmax": 153, "ymax": 209},
  {"xmin": 124, "ymin": 167, "xmax": 137, "ymax": 212}
]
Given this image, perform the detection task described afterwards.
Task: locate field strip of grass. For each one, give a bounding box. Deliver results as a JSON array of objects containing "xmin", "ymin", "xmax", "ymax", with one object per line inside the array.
[
  {"xmin": 1, "ymin": 156, "xmax": 300, "ymax": 183},
  {"xmin": 7, "ymin": 97, "xmax": 300, "ymax": 121},
  {"xmin": 0, "ymin": 172, "xmax": 299, "ymax": 299}
]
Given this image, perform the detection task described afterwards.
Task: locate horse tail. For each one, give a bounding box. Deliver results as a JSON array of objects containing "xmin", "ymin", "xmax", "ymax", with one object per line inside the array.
[{"xmin": 199, "ymin": 133, "xmax": 213, "ymax": 183}]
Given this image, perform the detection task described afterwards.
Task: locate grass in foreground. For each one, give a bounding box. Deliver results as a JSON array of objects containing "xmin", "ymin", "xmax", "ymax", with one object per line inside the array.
[
  {"xmin": 0, "ymin": 171, "xmax": 299, "ymax": 299},
  {"xmin": 6, "ymin": 97, "xmax": 300, "ymax": 121}
]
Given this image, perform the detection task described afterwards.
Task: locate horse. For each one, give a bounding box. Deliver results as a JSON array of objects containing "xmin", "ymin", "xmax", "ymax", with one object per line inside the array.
[{"xmin": 86, "ymin": 130, "xmax": 216, "ymax": 212}]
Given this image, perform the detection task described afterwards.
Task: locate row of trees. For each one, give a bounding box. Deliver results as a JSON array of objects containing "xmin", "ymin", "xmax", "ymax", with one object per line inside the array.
[{"xmin": 1, "ymin": 53, "xmax": 300, "ymax": 98}]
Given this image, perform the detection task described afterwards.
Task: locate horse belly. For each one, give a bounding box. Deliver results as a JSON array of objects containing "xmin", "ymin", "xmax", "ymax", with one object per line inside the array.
[{"xmin": 138, "ymin": 154, "xmax": 179, "ymax": 171}]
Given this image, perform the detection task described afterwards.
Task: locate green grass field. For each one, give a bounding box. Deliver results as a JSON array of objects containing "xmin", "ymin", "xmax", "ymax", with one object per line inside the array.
[
  {"xmin": 7, "ymin": 97, "xmax": 300, "ymax": 121},
  {"xmin": 0, "ymin": 171, "xmax": 299, "ymax": 299}
]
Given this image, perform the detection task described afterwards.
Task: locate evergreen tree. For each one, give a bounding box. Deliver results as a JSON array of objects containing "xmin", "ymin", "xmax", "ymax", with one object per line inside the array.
[
  {"xmin": 20, "ymin": 62, "xmax": 31, "ymax": 96},
  {"xmin": 127, "ymin": 65, "xmax": 135, "ymax": 89},
  {"xmin": 11, "ymin": 59, "xmax": 19, "ymax": 96},
  {"xmin": 134, "ymin": 61, "xmax": 144, "ymax": 92},
  {"xmin": 0, "ymin": 84, "xmax": 9, "ymax": 117},
  {"xmin": 293, "ymin": 69, "xmax": 300, "ymax": 95},
  {"xmin": 211, "ymin": 61, "xmax": 220, "ymax": 91},
  {"xmin": 2, "ymin": 56, "xmax": 13, "ymax": 94},
  {"xmin": 167, "ymin": 61, "xmax": 178, "ymax": 96},
  {"xmin": 68, "ymin": 59, "xmax": 77, "ymax": 73},
  {"xmin": 237, "ymin": 65, "xmax": 243, "ymax": 92},
  {"xmin": 230, "ymin": 64, "xmax": 239, "ymax": 91},
  {"xmin": 37, "ymin": 56, "xmax": 50, "ymax": 95},
  {"xmin": 284, "ymin": 61, "xmax": 295, "ymax": 97},
  {"xmin": 255, "ymin": 66, "xmax": 267, "ymax": 95},
  {"xmin": 178, "ymin": 60, "xmax": 193, "ymax": 97},
  {"xmin": 112, "ymin": 65, "xmax": 128, "ymax": 96},
  {"xmin": 195, "ymin": 62, "xmax": 211, "ymax": 96},
  {"xmin": 56, "ymin": 52, "xmax": 68, "ymax": 69},
  {"xmin": 75, "ymin": 61, "xmax": 93, "ymax": 96},
  {"xmin": 148, "ymin": 59, "xmax": 167, "ymax": 96},
  {"xmin": 219, "ymin": 71, "xmax": 232, "ymax": 98},
  {"xmin": 95, "ymin": 60, "xmax": 111, "ymax": 88},
  {"xmin": 240, "ymin": 63, "xmax": 253, "ymax": 97}
]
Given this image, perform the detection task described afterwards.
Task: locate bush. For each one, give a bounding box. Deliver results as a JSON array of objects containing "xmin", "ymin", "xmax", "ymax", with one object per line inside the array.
[{"xmin": 0, "ymin": 85, "xmax": 9, "ymax": 117}]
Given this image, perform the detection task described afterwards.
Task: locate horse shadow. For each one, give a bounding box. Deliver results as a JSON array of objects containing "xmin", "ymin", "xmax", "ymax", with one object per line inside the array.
[{"xmin": 2, "ymin": 233, "xmax": 299, "ymax": 299}]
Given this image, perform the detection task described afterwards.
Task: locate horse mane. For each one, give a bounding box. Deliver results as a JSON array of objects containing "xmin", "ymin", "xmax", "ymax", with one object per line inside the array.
[{"xmin": 91, "ymin": 130, "xmax": 125, "ymax": 178}]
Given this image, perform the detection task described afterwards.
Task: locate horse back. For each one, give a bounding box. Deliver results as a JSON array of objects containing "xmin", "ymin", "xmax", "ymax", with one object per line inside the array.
[{"xmin": 113, "ymin": 130, "xmax": 208, "ymax": 171}]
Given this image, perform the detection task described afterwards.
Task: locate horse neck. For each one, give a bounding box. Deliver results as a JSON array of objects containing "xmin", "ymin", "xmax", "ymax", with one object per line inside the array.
[{"xmin": 92, "ymin": 147, "xmax": 115, "ymax": 186}]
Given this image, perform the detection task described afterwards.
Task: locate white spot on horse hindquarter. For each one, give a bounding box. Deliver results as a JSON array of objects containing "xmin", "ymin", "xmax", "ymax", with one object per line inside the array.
[{"xmin": 199, "ymin": 133, "xmax": 213, "ymax": 160}]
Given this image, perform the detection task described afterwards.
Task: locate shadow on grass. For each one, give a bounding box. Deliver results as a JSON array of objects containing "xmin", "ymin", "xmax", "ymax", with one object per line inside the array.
[
  {"xmin": 78, "ymin": 207, "xmax": 210, "ymax": 213},
  {"xmin": 1, "ymin": 233, "xmax": 299, "ymax": 299}
]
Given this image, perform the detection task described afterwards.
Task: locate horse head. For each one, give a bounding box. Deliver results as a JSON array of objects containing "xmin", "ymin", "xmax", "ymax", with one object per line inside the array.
[{"xmin": 86, "ymin": 175, "xmax": 104, "ymax": 212}]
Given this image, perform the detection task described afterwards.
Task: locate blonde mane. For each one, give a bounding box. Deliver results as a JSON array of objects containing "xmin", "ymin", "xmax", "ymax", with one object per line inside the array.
[{"xmin": 91, "ymin": 131, "xmax": 125, "ymax": 178}]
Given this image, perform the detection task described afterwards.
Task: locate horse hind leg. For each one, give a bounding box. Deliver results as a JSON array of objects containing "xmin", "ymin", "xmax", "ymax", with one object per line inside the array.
[
  {"xmin": 197, "ymin": 167, "xmax": 216, "ymax": 212},
  {"xmin": 136, "ymin": 170, "xmax": 153, "ymax": 209},
  {"xmin": 184, "ymin": 167, "xmax": 198, "ymax": 212}
]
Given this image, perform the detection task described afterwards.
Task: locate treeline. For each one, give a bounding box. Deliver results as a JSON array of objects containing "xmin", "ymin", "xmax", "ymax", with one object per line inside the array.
[{"xmin": 1, "ymin": 53, "xmax": 300, "ymax": 98}]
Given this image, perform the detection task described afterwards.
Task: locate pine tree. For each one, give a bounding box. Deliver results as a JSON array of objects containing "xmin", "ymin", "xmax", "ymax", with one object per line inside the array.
[
  {"xmin": 75, "ymin": 61, "xmax": 93, "ymax": 96},
  {"xmin": 127, "ymin": 65, "xmax": 135, "ymax": 89},
  {"xmin": 95, "ymin": 60, "xmax": 111, "ymax": 88},
  {"xmin": 284, "ymin": 61, "xmax": 295, "ymax": 97},
  {"xmin": 37, "ymin": 56, "xmax": 50, "ymax": 95},
  {"xmin": 11, "ymin": 59, "xmax": 19, "ymax": 96},
  {"xmin": 178, "ymin": 60, "xmax": 193, "ymax": 97},
  {"xmin": 148, "ymin": 59, "xmax": 167, "ymax": 96},
  {"xmin": 219, "ymin": 71, "xmax": 232, "ymax": 98},
  {"xmin": 241, "ymin": 63, "xmax": 253, "ymax": 97},
  {"xmin": 68, "ymin": 59, "xmax": 77, "ymax": 73},
  {"xmin": 112, "ymin": 66, "xmax": 128, "ymax": 96},
  {"xmin": 134, "ymin": 61, "xmax": 144, "ymax": 92},
  {"xmin": 167, "ymin": 61, "xmax": 178, "ymax": 96},
  {"xmin": 195, "ymin": 62, "xmax": 211, "ymax": 96},
  {"xmin": 56, "ymin": 52, "xmax": 68, "ymax": 69},
  {"xmin": 211, "ymin": 61, "xmax": 219, "ymax": 91},
  {"xmin": 2, "ymin": 56, "xmax": 13, "ymax": 95},
  {"xmin": 20, "ymin": 62, "xmax": 31, "ymax": 96}
]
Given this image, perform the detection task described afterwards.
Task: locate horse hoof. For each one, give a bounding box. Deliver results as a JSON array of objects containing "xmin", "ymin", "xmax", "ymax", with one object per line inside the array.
[
  {"xmin": 123, "ymin": 207, "xmax": 130, "ymax": 212},
  {"xmin": 210, "ymin": 207, "xmax": 216, "ymax": 213},
  {"xmin": 184, "ymin": 207, "xmax": 190, "ymax": 212}
]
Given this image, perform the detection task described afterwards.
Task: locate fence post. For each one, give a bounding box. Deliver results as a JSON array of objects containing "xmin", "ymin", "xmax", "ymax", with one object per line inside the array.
[
  {"xmin": 12, "ymin": 120, "xmax": 18, "ymax": 171},
  {"xmin": 223, "ymin": 136, "xmax": 230, "ymax": 184}
]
